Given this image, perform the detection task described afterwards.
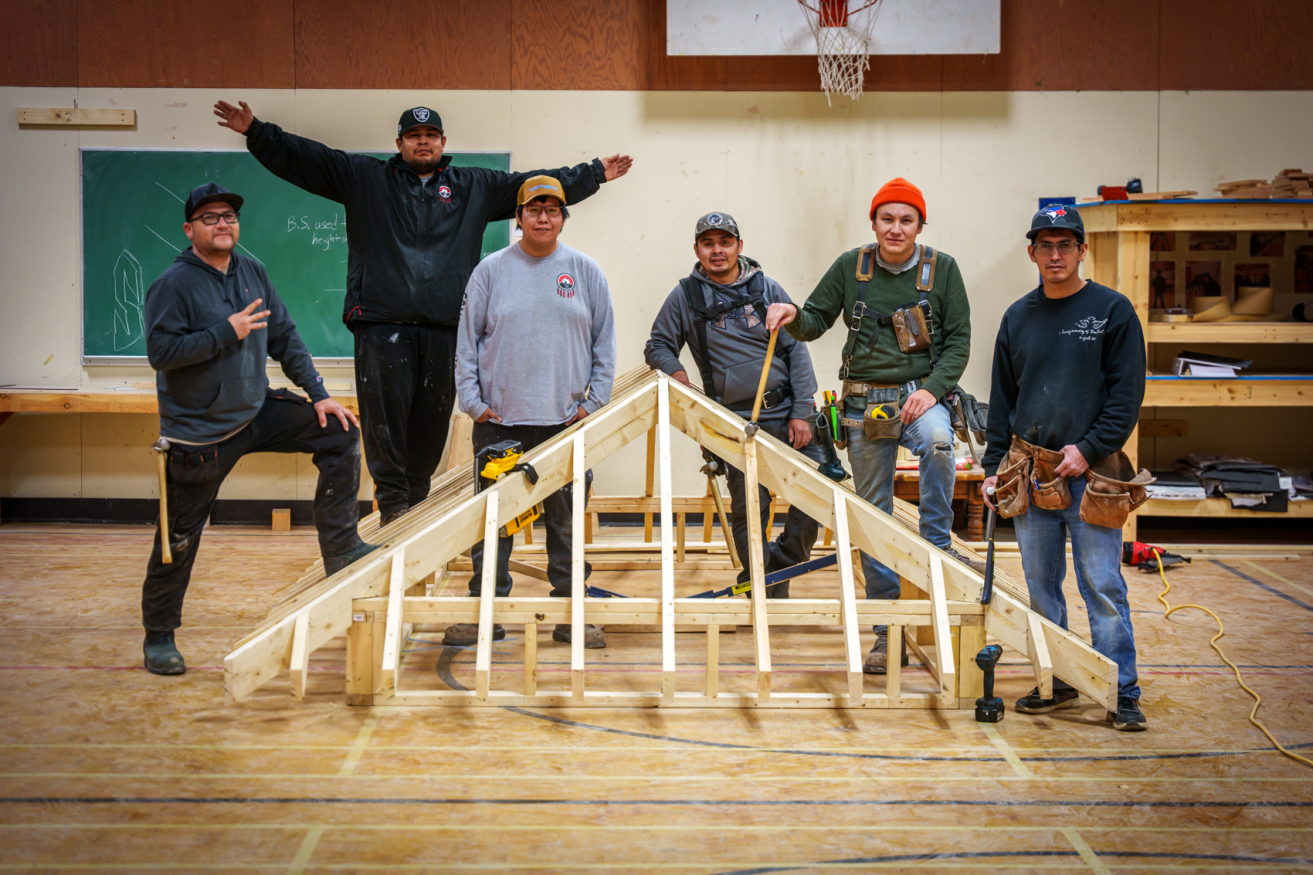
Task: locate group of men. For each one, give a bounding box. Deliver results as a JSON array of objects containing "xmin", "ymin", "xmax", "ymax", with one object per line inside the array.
[{"xmin": 139, "ymin": 102, "xmax": 1147, "ymax": 732}]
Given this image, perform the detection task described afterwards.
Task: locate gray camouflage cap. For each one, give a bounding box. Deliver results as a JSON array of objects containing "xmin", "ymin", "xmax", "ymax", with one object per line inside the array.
[{"xmin": 694, "ymin": 211, "xmax": 740, "ymax": 240}]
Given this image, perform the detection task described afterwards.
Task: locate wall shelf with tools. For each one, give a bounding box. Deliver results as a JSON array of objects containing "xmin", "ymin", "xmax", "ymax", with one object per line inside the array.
[{"xmin": 1082, "ymin": 201, "xmax": 1313, "ymax": 536}]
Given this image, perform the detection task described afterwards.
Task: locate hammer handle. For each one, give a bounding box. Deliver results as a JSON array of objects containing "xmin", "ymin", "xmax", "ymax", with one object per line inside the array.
[
  {"xmin": 749, "ymin": 329, "xmax": 780, "ymax": 425},
  {"xmin": 156, "ymin": 449, "xmax": 172, "ymax": 564}
]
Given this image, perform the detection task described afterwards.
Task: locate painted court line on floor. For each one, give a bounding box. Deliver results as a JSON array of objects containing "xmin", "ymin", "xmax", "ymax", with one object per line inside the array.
[
  {"xmin": 1242, "ymin": 560, "xmax": 1313, "ymax": 600},
  {"xmin": 337, "ymin": 708, "xmax": 382, "ymax": 777},
  {"xmin": 979, "ymin": 725, "xmax": 1033, "ymax": 779}
]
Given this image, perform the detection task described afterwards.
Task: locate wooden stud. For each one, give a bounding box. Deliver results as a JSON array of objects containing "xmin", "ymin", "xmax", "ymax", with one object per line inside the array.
[
  {"xmin": 743, "ymin": 437, "xmax": 772, "ymax": 701},
  {"xmin": 272, "ymin": 508, "xmax": 291, "ymax": 532},
  {"xmin": 345, "ymin": 610, "xmax": 374, "ymax": 706},
  {"xmin": 644, "ymin": 422, "xmax": 656, "ymax": 543},
  {"xmin": 956, "ymin": 621, "xmax": 986, "ymax": 702},
  {"xmin": 522, "ymin": 520, "xmax": 534, "ymax": 545},
  {"xmin": 886, "ymin": 625, "xmax": 902, "ymax": 700},
  {"xmin": 832, "ymin": 490, "xmax": 864, "ymax": 704},
  {"xmin": 705, "ymin": 623, "xmax": 719, "ymax": 699},
  {"xmin": 475, "ymin": 492, "xmax": 500, "ymax": 701},
  {"xmin": 928, "ymin": 555, "xmax": 956, "ymax": 706},
  {"xmin": 702, "ymin": 480, "xmax": 715, "ymax": 543},
  {"xmin": 584, "ymin": 507, "xmax": 593, "ymax": 545},
  {"xmin": 289, "ymin": 612, "xmax": 310, "ymax": 701},
  {"xmin": 658, "ymin": 377, "xmax": 677, "ymax": 699},
  {"xmin": 524, "ymin": 621, "xmax": 538, "ymax": 696},
  {"xmin": 18, "ymin": 107, "xmax": 136, "ymax": 127},
  {"xmin": 572, "ymin": 434, "xmax": 587, "ymax": 700},
  {"xmin": 823, "ymin": 527, "xmax": 832, "ymax": 547},
  {"xmin": 379, "ymin": 550, "xmax": 406, "ymax": 699},
  {"xmin": 676, "ymin": 512, "xmax": 686, "ymax": 564},
  {"xmin": 1027, "ymin": 610, "xmax": 1054, "ymax": 700}
]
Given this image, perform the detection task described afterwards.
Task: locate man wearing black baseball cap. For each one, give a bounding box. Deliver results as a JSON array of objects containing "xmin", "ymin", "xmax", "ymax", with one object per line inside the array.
[
  {"xmin": 139, "ymin": 183, "xmax": 376, "ymax": 676},
  {"xmin": 980, "ymin": 204, "xmax": 1150, "ymax": 731},
  {"xmin": 213, "ymin": 98, "xmax": 633, "ymax": 526}
]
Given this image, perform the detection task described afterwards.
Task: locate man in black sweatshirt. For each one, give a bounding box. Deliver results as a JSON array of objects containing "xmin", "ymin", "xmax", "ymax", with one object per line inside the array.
[
  {"xmin": 981, "ymin": 205, "xmax": 1148, "ymax": 731},
  {"xmin": 140, "ymin": 183, "xmax": 376, "ymax": 677},
  {"xmin": 213, "ymin": 99, "xmax": 632, "ymax": 525}
]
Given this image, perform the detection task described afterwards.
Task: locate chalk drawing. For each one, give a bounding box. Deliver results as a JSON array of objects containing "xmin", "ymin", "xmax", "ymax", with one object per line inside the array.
[
  {"xmin": 112, "ymin": 251, "xmax": 145, "ymax": 352},
  {"xmin": 144, "ymin": 224, "xmax": 181, "ymax": 253}
]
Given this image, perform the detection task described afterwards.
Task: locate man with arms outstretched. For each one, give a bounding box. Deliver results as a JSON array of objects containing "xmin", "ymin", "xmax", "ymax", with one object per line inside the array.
[{"xmin": 214, "ymin": 99, "xmax": 632, "ymax": 526}]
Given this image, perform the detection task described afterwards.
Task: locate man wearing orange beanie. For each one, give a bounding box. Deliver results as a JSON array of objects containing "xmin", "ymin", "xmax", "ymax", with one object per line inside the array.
[{"xmin": 766, "ymin": 177, "xmax": 975, "ymax": 674}]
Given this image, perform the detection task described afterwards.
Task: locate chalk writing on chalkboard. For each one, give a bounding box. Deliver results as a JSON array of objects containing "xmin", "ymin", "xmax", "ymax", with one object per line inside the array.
[
  {"xmin": 112, "ymin": 251, "xmax": 145, "ymax": 352},
  {"xmin": 287, "ymin": 214, "xmax": 350, "ymax": 251}
]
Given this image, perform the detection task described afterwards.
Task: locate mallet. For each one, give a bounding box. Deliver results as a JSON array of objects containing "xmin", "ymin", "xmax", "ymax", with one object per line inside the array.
[
  {"xmin": 152, "ymin": 437, "xmax": 172, "ymax": 564},
  {"xmin": 700, "ymin": 462, "xmax": 742, "ymax": 570},
  {"xmin": 974, "ymin": 644, "xmax": 1004, "ymax": 723},
  {"xmin": 744, "ymin": 329, "xmax": 779, "ymax": 440}
]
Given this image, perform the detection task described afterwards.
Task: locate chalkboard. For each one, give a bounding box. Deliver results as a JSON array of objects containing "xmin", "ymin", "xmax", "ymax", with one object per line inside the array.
[{"xmin": 81, "ymin": 148, "xmax": 511, "ymax": 360}]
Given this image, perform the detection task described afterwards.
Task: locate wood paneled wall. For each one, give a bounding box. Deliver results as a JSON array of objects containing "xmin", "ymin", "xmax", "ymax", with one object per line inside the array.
[{"xmin": 4, "ymin": 0, "xmax": 1311, "ymax": 91}]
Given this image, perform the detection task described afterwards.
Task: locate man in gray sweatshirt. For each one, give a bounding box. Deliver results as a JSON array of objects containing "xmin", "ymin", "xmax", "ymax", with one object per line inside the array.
[
  {"xmin": 453, "ymin": 176, "xmax": 617, "ymax": 648},
  {"xmin": 645, "ymin": 212, "xmax": 825, "ymax": 597}
]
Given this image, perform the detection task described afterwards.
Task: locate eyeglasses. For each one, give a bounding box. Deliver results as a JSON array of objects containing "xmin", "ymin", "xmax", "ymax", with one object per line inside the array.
[
  {"xmin": 191, "ymin": 211, "xmax": 240, "ymax": 226},
  {"xmin": 522, "ymin": 205, "xmax": 563, "ymax": 218},
  {"xmin": 1033, "ymin": 239, "xmax": 1080, "ymax": 255}
]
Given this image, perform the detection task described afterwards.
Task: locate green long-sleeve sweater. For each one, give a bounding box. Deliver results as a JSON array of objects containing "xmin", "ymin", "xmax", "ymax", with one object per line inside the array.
[{"xmin": 785, "ymin": 245, "xmax": 971, "ymax": 400}]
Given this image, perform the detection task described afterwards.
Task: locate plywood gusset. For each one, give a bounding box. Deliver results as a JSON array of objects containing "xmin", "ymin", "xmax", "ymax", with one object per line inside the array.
[{"xmin": 224, "ymin": 367, "xmax": 1118, "ymax": 710}]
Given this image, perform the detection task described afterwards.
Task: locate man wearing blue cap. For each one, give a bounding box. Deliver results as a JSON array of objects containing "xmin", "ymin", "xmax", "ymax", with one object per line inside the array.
[
  {"xmin": 139, "ymin": 183, "xmax": 376, "ymax": 676},
  {"xmin": 981, "ymin": 204, "xmax": 1149, "ymax": 731},
  {"xmin": 213, "ymin": 99, "xmax": 632, "ymax": 527}
]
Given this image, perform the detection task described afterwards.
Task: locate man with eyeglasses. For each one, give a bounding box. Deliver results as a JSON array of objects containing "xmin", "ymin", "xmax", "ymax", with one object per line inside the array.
[
  {"xmin": 645, "ymin": 211, "xmax": 825, "ymax": 598},
  {"xmin": 139, "ymin": 183, "xmax": 376, "ymax": 676},
  {"xmin": 980, "ymin": 205, "xmax": 1148, "ymax": 731},
  {"xmin": 764, "ymin": 178, "xmax": 975, "ymax": 675},
  {"xmin": 213, "ymin": 99, "xmax": 632, "ymax": 528},
  {"xmin": 451, "ymin": 176, "xmax": 616, "ymax": 649}
]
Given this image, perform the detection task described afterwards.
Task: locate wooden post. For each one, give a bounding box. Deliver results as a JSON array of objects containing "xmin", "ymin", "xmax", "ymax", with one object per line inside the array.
[
  {"xmin": 1027, "ymin": 611, "xmax": 1054, "ymax": 700},
  {"xmin": 957, "ymin": 621, "xmax": 986, "ymax": 706},
  {"xmin": 345, "ymin": 610, "xmax": 374, "ymax": 706},
  {"xmin": 658, "ymin": 378, "xmax": 677, "ymax": 699},
  {"xmin": 289, "ymin": 612, "xmax": 310, "ymax": 701},
  {"xmin": 644, "ymin": 423, "xmax": 656, "ymax": 543},
  {"xmin": 572, "ymin": 434, "xmax": 587, "ymax": 700},
  {"xmin": 744, "ymin": 438, "xmax": 772, "ymax": 701},
  {"xmin": 705, "ymin": 623, "xmax": 719, "ymax": 698},
  {"xmin": 475, "ymin": 492, "xmax": 500, "ymax": 701},
  {"xmin": 833, "ymin": 491, "xmax": 863, "ymax": 705},
  {"xmin": 524, "ymin": 621, "xmax": 538, "ymax": 696},
  {"xmin": 676, "ymin": 512, "xmax": 686, "ymax": 564},
  {"xmin": 886, "ymin": 625, "xmax": 902, "ymax": 700},
  {"xmin": 928, "ymin": 555, "xmax": 956, "ymax": 706},
  {"xmin": 379, "ymin": 549, "xmax": 406, "ymax": 700}
]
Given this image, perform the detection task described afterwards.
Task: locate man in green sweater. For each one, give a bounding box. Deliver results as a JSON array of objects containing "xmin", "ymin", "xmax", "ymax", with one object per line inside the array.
[{"xmin": 766, "ymin": 178, "xmax": 976, "ymax": 673}]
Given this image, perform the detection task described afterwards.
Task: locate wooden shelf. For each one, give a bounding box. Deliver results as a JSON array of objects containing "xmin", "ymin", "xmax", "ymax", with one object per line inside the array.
[
  {"xmin": 1143, "ymin": 376, "xmax": 1313, "ymax": 406},
  {"xmin": 0, "ymin": 390, "xmax": 360, "ymax": 415},
  {"xmin": 1140, "ymin": 498, "xmax": 1313, "ymax": 519},
  {"xmin": 1082, "ymin": 201, "xmax": 1313, "ymax": 233},
  {"xmin": 1147, "ymin": 323, "xmax": 1313, "ymax": 344}
]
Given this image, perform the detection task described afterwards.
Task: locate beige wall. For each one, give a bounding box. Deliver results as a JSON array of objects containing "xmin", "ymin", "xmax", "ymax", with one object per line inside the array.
[{"xmin": 2, "ymin": 87, "xmax": 1311, "ymax": 501}]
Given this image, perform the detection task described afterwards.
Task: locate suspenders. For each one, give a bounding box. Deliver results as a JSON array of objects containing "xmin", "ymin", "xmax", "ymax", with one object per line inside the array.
[{"xmin": 838, "ymin": 243, "xmax": 939, "ymax": 381}]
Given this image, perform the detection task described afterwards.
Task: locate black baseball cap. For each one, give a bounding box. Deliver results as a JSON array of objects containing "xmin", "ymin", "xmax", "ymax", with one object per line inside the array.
[
  {"xmin": 398, "ymin": 107, "xmax": 443, "ymax": 135},
  {"xmin": 184, "ymin": 182, "xmax": 243, "ymax": 221},
  {"xmin": 1027, "ymin": 203, "xmax": 1085, "ymax": 243}
]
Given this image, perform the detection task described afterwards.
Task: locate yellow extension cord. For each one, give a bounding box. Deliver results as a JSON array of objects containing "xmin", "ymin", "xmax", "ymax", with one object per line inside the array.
[{"xmin": 1152, "ymin": 550, "xmax": 1313, "ymax": 770}]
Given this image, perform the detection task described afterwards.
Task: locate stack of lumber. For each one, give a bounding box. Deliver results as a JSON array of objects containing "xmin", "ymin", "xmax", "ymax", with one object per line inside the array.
[{"xmin": 1215, "ymin": 169, "xmax": 1313, "ymax": 199}]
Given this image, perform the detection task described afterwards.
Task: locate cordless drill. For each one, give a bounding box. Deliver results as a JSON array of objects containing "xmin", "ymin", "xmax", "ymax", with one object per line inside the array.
[
  {"xmin": 811, "ymin": 391, "xmax": 849, "ymax": 483},
  {"xmin": 974, "ymin": 644, "xmax": 1004, "ymax": 723}
]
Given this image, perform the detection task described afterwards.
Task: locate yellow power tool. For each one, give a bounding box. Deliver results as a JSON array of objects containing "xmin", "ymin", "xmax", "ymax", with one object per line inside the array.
[{"xmin": 474, "ymin": 440, "xmax": 542, "ymax": 538}]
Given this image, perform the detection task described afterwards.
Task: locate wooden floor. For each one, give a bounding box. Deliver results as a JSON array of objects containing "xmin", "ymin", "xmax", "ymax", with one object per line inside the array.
[{"xmin": 2, "ymin": 523, "xmax": 1313, "ymax": 873}]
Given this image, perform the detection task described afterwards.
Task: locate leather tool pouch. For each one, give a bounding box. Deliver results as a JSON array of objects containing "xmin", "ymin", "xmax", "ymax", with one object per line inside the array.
[
  {"xmin": 863, "ymin": 388, "xmax": 903, "ymax": 440},
  {"xmin": 1029, "ymin": 445, "xmax": 1073, "ymax": 511},
  {"xmin": 1080, "ymin": 452, "xmax": 1156, "ymax": 529},
  {"xmin": 168, "ymin": 443, "xmax": 221, "ymax": 485},
  {"xmin": 993, "ymin": 442, "xmax": 1032, "ymax": 519},
  {"xmin": 890, "ymin": 303, "xmax": 932, "ymax": 354}
]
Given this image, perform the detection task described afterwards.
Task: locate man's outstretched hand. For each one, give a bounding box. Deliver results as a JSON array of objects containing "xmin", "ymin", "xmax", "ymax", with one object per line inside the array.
[
  {"xmin": 214, "ymin": 100, "xmax": 254, "ymax": 135},
  {"xmin": 601, "ymin": 154, "xmax": 634, "ymax": 181},
  {"xmin": 228, "ymin": 299, "xmax": 270, "ymax": 340},
  {"xmin": 315, "ymin": 398, "xmax": 359, "ymax": 432}
]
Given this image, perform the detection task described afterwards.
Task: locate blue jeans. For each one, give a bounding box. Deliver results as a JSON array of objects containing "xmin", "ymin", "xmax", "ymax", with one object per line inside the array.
[
  {"xmin": 1012, "ymin": 476, "xmax": 1141, "ymax": 700},
  {"xmin": 845, "ymin": 399, "xmax": 957, "ymax": 606}
]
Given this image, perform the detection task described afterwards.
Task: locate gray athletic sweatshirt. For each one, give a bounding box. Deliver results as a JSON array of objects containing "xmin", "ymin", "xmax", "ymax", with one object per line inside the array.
[
  {"xmin": 456, "ymin": 242, "xmax": 616, "ymax": 426},
  {"xmin": 644, "ymin": 257, "xmax": 817, "ymax": 421}
]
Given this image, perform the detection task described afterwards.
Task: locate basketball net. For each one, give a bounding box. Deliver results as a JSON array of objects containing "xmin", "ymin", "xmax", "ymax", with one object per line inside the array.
[{"xmin": 797, "ymin": 0, "xmax": 883, "ymax": 105}]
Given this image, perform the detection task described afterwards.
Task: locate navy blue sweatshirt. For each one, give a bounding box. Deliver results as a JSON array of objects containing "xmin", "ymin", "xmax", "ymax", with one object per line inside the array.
[
  {"xmin": 982, "ymin": 281, "xmax": 1145, "ymax": 476},
  {"xmin": 145, "ymin": 248, "xmax": 328, "ymax": 444}
]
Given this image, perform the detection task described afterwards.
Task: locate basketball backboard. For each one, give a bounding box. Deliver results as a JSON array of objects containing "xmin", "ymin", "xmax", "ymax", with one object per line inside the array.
[{"xmin": 666, "ymin": 0, "xmax": 1000, "ymax": 56}]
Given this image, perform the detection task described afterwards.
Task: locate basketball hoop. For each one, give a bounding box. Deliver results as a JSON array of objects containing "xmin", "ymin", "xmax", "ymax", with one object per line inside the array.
[{"xmin": 797, "ymin": 0, "xmax": 883, "ymax": 105}]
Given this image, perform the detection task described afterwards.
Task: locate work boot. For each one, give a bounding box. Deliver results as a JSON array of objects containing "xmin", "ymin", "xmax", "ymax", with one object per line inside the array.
[
  {"xmin": 143, "ymin": 630, "xmax": 186, "ymax": 676},
  {"xmin": 552, "ymin": 624, "xmax": 607, "ymax": 649},
  {"xmin": 442, "ymin": 623, "xmax": 506, "ymax": 647},
  {"xmin": 1015, "ymin": 684, "xmax": 1080, "ymax": 714},
  {"xmin": 1108, "ymin": 697, "xmax": 1148, "ymax": 732},
  {"xmin": 324, "ymin": 542, "xmax": 381, "ymax": 576},
  {"xmin": 862, "ymin": 628, "xmax": 908, "ymax": 675},
  {"xmin": 943, "ymin": 546, "xmax": 986, "ymax": 574},
  {"xmin": 380, "ymin": 506, "xmax": 410, "ymax": 527}
]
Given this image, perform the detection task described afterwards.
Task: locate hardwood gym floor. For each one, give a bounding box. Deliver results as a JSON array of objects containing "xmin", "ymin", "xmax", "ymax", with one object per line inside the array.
[{"xmin": 1, "ymin": 523, "xmax": 1312, "ymax": 873}]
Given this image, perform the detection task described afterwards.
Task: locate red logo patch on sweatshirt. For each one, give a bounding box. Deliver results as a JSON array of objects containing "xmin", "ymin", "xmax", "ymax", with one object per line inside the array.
[{"xmin": 556, "ymin": 273, "xmax": 576, "ymax": 299}]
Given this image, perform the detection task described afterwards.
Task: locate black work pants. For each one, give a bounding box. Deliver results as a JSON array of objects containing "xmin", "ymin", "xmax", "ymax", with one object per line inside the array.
[
  {"xmin": 140, "ymin": 390, "xmax": 365, "ymax": 632},
  {"xmin": 468, "ymin": 420, "xmax": 592, "ymax": 599},
  {"xmin": 725, "ymin": 417, "xmax": 827, "ymax": 592},
  {"xmin": 354, "ymin": 323, "xmax": 458, "ymax": 517}
]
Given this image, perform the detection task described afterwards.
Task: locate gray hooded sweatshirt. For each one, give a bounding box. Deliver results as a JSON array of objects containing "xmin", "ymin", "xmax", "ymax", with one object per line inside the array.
[{"xmin": 644, "ymin": 257, "xmax": 817, "ymax": 421}]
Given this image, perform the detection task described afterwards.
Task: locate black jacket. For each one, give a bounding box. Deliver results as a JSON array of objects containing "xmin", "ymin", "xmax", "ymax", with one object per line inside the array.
[
  {"xmin": 145, "ymin": 248, "xmax": 328, "ymax": 444},
  {"xmin": 245, "ymin": 118, "xmax": 607, "ymax": 328}
]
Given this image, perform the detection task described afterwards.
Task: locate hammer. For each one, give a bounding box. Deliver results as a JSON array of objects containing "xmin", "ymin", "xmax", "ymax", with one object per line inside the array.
[
  {"xmin": 744, "ymin": 329, "xmax": 779, "ymax": 440},
  {"xmin": 152, "ymin": 437, "xmax": 172, "ymax": 564}
]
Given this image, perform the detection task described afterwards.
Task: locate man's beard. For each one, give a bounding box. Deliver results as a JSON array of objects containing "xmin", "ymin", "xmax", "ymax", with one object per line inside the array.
[{"xmin": 406, "ymin": 154, "xmax": 440, "ymax": 175}]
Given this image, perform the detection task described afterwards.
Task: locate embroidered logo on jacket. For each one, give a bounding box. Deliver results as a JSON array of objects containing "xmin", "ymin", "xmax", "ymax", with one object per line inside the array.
[
  {"xmin": 556, "ymin": 273, "xmax": 576, "ymax": 298},
  {"xmin": 438, "ymin": 184, "xmax": 452, "ymax": 201},
  {"xmin": 1060, "ymin": 316, "xmax": 1107, "ymax": 341}
]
